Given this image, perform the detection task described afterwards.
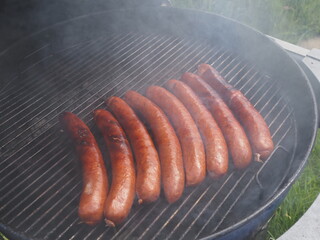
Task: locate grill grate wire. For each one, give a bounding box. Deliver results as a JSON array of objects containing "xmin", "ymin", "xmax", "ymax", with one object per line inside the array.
[{"xmin": 0, "ymin": 33, "xmax": 296, "ymax": 240}]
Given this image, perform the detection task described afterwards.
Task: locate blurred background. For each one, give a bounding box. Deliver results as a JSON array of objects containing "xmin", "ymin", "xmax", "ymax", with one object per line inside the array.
[{"xmin": 171, "ymin": 0, "xmax": 320, "ymax": 49}]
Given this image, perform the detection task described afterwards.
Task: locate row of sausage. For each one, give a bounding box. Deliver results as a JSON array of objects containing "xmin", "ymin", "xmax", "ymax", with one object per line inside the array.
[{"xmin": 59, "ymin": 63, "xmax": 274, "ymax": 227}]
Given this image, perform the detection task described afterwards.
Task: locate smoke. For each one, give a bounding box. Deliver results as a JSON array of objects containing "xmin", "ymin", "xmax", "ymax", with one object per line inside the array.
[{"xmin": 0, "ymin": 0, "xmax": 161, "ymax": 54}]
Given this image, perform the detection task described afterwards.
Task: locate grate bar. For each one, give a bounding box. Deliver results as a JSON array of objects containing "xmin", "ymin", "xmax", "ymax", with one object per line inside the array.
[
  {"xmin": 264, "ymin": 96, "xmax": 284, "ymax": 121},
  {"xmin": 0, "ymin": 33, "xmax": 143, "ymax": 136},
  {"xmin": 56, "ymin": 218, "xmax": 80, "ymax": 240},
  {"xmin": 248, "ymin": 79, "xmax": 270, "ymax": 102},
  {"xmin": 27, "ymin": 189, "xmax": 80, "ymax": 235},
  {"xmin": 202, "ymin": 123, "xmax": 294, "ymax": 239},
  {"xmin": 23, "ymin": 44, "xmax": 50, "ymax": 59},
  {"xmin": 229, "ymin": 65, "xmax": 255, "ymax": 86},
  {"xmin": 192, "ymin": 170, "xmax": 250, "ymax": 239},
  {"xmin": 142, "ymin": 186, "xmax": 206, "ymax": 240},
  {"xmin": 0, "ymin": 134, "xmax": 57, "ymax": 178},
  {"xmin": 42, "ymin": 208, "xmax": 79, "ymax": 238},
  {"xmin": 216, "ymin": 56, "xmax": 243, "ymax": 79},
  {"xmin": 1, "ymin": 34, "xmax": 172, "ymax": 147},
  {"xmin": 97, "ymin": 43, "xmax": 221, "ymax": 240},
  {"xmin": 213, "ymin": 53, "xmax": 235, "ymax": 73},
  {"xmin": 34, "ymin": 203, "xmax": 79, "ymax": 238},
  {"xmin": 6, "ymin": 35, "xmax": 218, "ymax": 240},
  {"xmin": 103, "ymin": 202, "xmax": 162, "ymax": 240},
  {"xmin": 92, "ymin": 45, "xmax": 221, "ymax": 239},
  {"xmin": 0, "ymin": 35, "xmax": 109, "ymax": 107},
  {"xmin": 98, "ymin": 43, "xmax": 218, "ymax": 239},
  {"xmin": 0, "ymin": 34, "xmax": 124, "ymax": 107},
  {"xmin": 271, "ymin": 109, "xmax": 294, "ymax": 139},
  {"xmin": 236, "ymin": 70, "xmax": 259, "ymax": 91},
  {"xmin": 71, "ymin": 38, "xmax": 201, "ymax": 116},
  {"xmin": 0, "ymin": 33, "xmax": 297, "ymax": 240},
  {"xmin": 12, "ymin": 168, "xmax": 78, "ymax": 228},
  {"xmin": 209, "ymin": 114, "xmax": 295, "ymax": 236},
  {"xmin": 268, "ymin": 104, "xmax": 289, "ymax": 128},
  {"xmin": 222, "ymin": 59, "xmax": 245, "ymax": 80},
  {"xmin": 218, "ymin": 55, "xmax": 241, "ymax": 77},
  {"xmin": 151, "ymin": 176, "xmax": 233, "ymax": 240},
  {"xmin": 82, "ymin": 226, "xmax": 103, "ymax": 240},
  {"xmin": 20, "ymin": 175, "xmax": 79, "ymax": 231},
  {"xmin": 1, "ymin": 149, "xmax": 74, "ymax": 218},
  {"xmin": 259, "ymin": 88, "xmax": 281, "ymax": 113},
  {"xmin": 0, "ymin": 33, "xmax": 152, "ymax": 137},
  {"xmin": 125, "ymin": 44, "xmax": 218, "ymax": 94},
  {"xmin": 242, "ymin": 75, "xmax": 264, "ymax": 98},
  {"xmin": 0, "ymin": 33, "xmax": 126, "ymax": 107},
  {"xmin": 0, "ymin": 34, "xmax": 176, "ymax": 170},
  {"xmin": 207, "ymin": 49, "xmax": 229, "ymax": 68},
  {"xmin": 253, "ymin": 82, "xmax": 278, "ymax": 108},
  {"xmin": 0, "ymin": 36, "xmax": 182, "ymax": 206}
]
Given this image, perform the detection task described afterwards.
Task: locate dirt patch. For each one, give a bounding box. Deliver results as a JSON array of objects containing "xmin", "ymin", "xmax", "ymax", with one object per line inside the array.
[{"xmin": 298, "ymin": 36, "xmax": 320, "ymax": 49}]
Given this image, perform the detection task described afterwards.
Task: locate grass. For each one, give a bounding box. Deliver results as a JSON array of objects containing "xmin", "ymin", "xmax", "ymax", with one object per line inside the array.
[
  {"xmin": 171, "ymin": 0, "xmax": 320, "ymax": 44},
  {"xmin": 0, "ymin": 233, "xmax": 9, "ymax": 240},
  {"xmin": 266, "ymin": 130, "xmax": 320, "ymax": 239}
]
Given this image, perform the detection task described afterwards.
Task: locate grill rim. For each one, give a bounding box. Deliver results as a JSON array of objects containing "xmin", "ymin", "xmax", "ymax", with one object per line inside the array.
[{"xmin": 0, "ymin": 6, "xmax": 318, "ymax": 240}]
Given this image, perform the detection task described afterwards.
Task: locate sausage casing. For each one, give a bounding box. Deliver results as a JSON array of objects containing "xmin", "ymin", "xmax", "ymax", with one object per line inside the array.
[
  {"xmin": 146, "ymin": 86, "xmax": 206, "ymax": 186},
  {"xmin": 94, "ymin": 109, "xmax": 135, "ymax": 227},
  {"xmin": 181, "ymin": 73, "xmax": 252, "ymax": 169},
  {"xmin": 124, "ymin": 90, "xmax": 184, "ymax": 203},
  {"xmin": 165, "ymin": 79, "xmax": 228, "ymax": 177},
  {"xmin": 106, "ymin": 96, "xmax": 161, "ymax": 204},
  {"xmin": 60, "ymin": 112, "xmax": 108, "ymax": 225},
  {"xmin": 198, "ymin": 63, "xmax": 274, "ymax": 159}
]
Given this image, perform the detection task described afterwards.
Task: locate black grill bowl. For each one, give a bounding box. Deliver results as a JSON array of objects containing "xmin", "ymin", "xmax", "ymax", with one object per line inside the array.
[{"xmin": 0, "ymin": 7, "xmax": 318, "ymax": 240}]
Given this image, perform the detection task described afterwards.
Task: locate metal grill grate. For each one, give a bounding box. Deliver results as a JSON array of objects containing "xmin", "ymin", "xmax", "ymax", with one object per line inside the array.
[{"xmin": 0, "ymin": 32, "xmax": 296, "ymax": 240}]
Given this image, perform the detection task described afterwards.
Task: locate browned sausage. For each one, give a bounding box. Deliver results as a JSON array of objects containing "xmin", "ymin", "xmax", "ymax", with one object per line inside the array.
[
  {"xmin": 105, "ymin": 96, "xmax": 161, "ymax": 204},
  {"xmin": 59, "ymin": 112, "xmax": 108, "ymax": 225},
  {"xmin": 146, "ymin": 86, "xmax": 206, "ymax": 186},
  {"xmin": 94, "ymin": 109, "xmax": 135, "ymax": 227},
  {"xmin": 198, "ymin": 63, "xmax": 274, "ymax": 159},
  {"xmin": 123, "ymin": 90, "xmax": 184, "ymax": 203},
  {"xmin": 165, "ymin": 79, "xmax": 228, "ymax": 177},
  {"xmin": 181, "ymin": 73, "xmax": 252, "ymax": 169}
]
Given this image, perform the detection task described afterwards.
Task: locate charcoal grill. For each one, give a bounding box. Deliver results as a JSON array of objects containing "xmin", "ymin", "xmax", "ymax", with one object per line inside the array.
[{"xmin": 0, "ymin": 4, "xmax": 318, "ymax": 240}]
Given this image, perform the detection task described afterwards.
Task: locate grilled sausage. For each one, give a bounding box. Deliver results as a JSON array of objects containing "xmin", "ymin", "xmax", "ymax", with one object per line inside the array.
[
  {"xmin": 198, "ymin": 63, "xmax": 274, "ymax": 160},
  {"xmin": 105, "ymin": 96, "xmax": 161, "ymax": 204},
  {"xmin": 124, "ymin": 90, "xmax": 184, "ymax": 203},
  {"xmin": 94, "ymin": 109, "xmax": 135, "ymax": 227},
  {"xmin": 146, "ymin": 86, "xmax": 206, "ymax": 186},
  {"xmin": 59, "ymin": 112, "xmax": 108, "ymax": 225},
  {"xmin": 165, "ymin": 79, "xmax": 228, "ymax": 177},
  {"xmin": 181, "ymin": 73, "xmax": 252, "ymax": 169}
]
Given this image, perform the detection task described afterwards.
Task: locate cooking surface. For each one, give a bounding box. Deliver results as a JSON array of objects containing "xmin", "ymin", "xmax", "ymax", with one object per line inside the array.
[{"xmin": 0, "ymin": 32, "xmax": 296, "ymax": 239}]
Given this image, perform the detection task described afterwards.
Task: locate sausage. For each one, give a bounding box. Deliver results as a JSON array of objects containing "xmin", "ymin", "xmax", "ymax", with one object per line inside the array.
[
  {"xmin": 165, "ymin": 79, "xmax": 228, "ymax": 177},
  {"xmin": 59, "ymin": 112, "xmax": 108, "ymax": 225},
  {"xmin": 94, "ymin": 109, "xmax": 135, "ymax": 227},
  {"xmin": 105, "ymin": 96, "xmax": 161, "ymax": 204},
  {"xmin": 146, "ymin": 86, "xmax": 206, "ymax": 186},
  {"xmin": 198, "ymin": 63, "xmax": 274, "ymax": 159},
  {"xmin": 123, "ymin": 90, "xmax": 184, "ymax": 203},
  {"xmin": 181, "ymin": 73, "xmax": 252, "ymax": 169}
]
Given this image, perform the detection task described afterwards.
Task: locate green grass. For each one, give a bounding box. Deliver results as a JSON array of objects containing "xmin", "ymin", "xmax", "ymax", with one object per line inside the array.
[
  {"xmin": 171, "ymin": 0, "xmax": 320, "ymax": 44},
  {"xmin": 266, "ymin": 130, "xmax": 320, "ymax": 239},
  {"xmin": 0, "ymin": 232, "xmax": 9, "ymax": 240}
]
